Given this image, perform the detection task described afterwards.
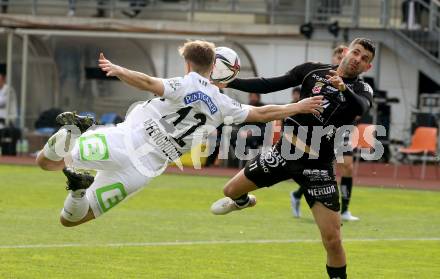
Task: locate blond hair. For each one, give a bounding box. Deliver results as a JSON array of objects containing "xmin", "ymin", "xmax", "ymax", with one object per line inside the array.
[
  {"xmin": 332, "ymin": 44, "xmax": 347, "ymax": 56},
  {"xmin": 178, "ymin": 40, "xmax": 216, "ymax": 74}
]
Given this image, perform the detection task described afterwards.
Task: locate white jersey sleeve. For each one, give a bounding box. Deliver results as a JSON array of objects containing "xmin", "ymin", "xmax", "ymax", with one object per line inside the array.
[
  {"xmin": 161, "ymin": 77, "xmax": 185, "ymax": 101},
  {"xmin": 217, "ymin": 93, "xmax": 250, "ymax": 125}
]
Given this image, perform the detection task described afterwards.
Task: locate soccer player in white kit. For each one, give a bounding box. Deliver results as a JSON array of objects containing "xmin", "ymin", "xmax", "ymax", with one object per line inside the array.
[{"xmin": 36, "ymin": 40, "xmax": 324, "ymax": 227}]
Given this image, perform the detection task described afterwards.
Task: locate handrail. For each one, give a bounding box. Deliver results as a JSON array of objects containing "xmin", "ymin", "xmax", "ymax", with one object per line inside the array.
[
  {"xmin": 395, "ymin": 0, "xmax": 440, "ymax": 61},
  {"xmin": 0, "ymin": 0, "xmax": 436, "ymax": 34}
]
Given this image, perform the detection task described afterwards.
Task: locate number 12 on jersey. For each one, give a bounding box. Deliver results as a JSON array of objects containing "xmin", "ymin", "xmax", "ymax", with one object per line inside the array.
[{"xmin": 159, "ymin": 106, "xmax": 207, "ymax": 147}]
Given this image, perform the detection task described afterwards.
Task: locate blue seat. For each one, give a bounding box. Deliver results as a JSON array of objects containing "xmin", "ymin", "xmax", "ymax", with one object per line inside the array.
[
  {"xmin": 100, "ymin": 112, "xmax": 123, "ymax": 125},
  {"xmin": 35, "ymin": 127, "xmax": 56, "ymax": 135},
  {"xmin": 78, "ymin": 112, "xmax": 97, "ymax": 120}
]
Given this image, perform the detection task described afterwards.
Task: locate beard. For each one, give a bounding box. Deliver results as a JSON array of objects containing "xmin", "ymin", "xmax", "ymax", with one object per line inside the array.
[{"xmin": 341, "ymin": 59, "xmax": 361, "ymax": 78}]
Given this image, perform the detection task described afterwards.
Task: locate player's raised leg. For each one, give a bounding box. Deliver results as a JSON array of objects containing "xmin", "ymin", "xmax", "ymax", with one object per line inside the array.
[
  {"xmin": 210, "ymin": 169, "xmax": 258, "ymax": 215},
  {"xmin": 311, "ymin": 202, "xmax": 347, "ymax": 279},
  {"xmin": 36, "ymin": 126, "xmax": 73, "ymax": 171},
  {"xmin": 36, "ymin": 112, "xmax": 96, "ymax": 171},
  {"xmin": 60, "ymin": 167, "xmax": 150, "ymax": 227},
  {"xmin": 60, "ymin": 167, "xmax": 95, "ymax": 227},
  {"xmin": 211, "ymin": 144, "xmax": 291, "ymax": 215}
]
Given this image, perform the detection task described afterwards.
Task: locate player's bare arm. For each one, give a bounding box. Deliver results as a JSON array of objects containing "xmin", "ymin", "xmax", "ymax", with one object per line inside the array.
[
  {"xmin": 245, "ymin": 95, "xmax": 323, "ymax": 122},
  {"xmin": 98, "ymin": 53, "xmax": 165, "ymax": 96}
]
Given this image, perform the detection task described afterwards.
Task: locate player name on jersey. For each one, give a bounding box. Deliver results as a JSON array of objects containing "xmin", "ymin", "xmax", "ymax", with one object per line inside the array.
[{"xmin": 144, "ymin": 119, "xmax": 182, "ymax": 161}]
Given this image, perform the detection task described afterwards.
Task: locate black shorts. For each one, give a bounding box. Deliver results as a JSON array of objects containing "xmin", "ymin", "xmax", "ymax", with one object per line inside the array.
[{"xmin": 244, "ymin": 141, "xmax": 340, "ymax": 212}]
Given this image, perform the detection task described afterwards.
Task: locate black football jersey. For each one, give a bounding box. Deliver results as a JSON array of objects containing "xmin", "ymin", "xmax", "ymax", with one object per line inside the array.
[{"xmin": 228, "ymin": 62, "xmax": 373, "ymax": 162}]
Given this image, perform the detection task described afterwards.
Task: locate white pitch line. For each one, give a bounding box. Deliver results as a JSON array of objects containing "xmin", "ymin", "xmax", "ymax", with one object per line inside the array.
[{"xmin": 0, "ymin": 238, "xmax": 439, "ymax": 249}]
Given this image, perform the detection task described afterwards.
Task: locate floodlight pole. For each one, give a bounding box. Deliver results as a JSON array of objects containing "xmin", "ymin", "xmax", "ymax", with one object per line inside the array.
[
  {"xmin": 5, "ymin": 29, "xmax": 13, "ymax": 126},
  {"xmin": 19, "ymin": 34, "xmax": 29, "ymax": 132},
  {"xmin": 305, "ymin": 0, "xmax": 311, "ymax": 23},
  {"xmin": 374, "ymin": 42, "xmax": 382, "ymax": 92},
  {"xmin": 352, "ymin": 0, "xmax": 360, "ymax": 27}
]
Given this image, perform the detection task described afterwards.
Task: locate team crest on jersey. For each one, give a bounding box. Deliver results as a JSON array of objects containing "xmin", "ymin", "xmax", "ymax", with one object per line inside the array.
[
  {"xmin": 184, "ymin": 91, "xmax": 218, "ymax": 115},
  {"xmin": 312, "ymin": 82, "xmax": 325, "ymax": 94},
  {"xmin": 166, "ymin": 78, "xmax": 182, "ymax": 91}
]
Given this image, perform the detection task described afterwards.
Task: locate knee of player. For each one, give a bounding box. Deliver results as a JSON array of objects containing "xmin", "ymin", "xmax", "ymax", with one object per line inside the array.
[
  {"xmin": 342, "ymin": 163, "xmax": 353, "ymax": 175},
  {"xmin": 37, "ymin": 153, "xmax": 65, "ymax": 171},
  {"xmin": 322, "ymin": 232, "xmax": 342, "ymax": 250},
  {"xmin": 36, "ymin": 153, "xmax": 51, "ymax": 170}
]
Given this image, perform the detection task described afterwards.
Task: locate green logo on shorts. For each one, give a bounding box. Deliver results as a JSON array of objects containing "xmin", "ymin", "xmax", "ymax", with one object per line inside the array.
[
  {"xmin": 79, "ymin": 134, "xmax": 109, "ymax": 161},
  {"xmin": 96, "ymin": 183, "xmax": 128, "ymax": 213}
]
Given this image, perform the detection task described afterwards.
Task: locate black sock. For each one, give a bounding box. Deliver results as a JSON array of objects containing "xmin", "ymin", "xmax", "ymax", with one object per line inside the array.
[
  {"xmin": 340, "ymin": 176, "xmax": 352, "ymax": 213},
  {"xmin": 326, "ymin": 265, "xmax": 347, "ymax": 279},
  {"xmin": 293, "ymin": 187, "xmax": 303, "ymax": 199},
  {"xmin": 233, "ymin": 194, "xmax": 249, "ymax": 206}
]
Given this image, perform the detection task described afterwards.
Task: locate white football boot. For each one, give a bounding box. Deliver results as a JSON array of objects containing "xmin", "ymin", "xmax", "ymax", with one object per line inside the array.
[
  {"xmin": 341, "ymin": 211, "xmax": 360, "ymax": 221},
  {"xmin": 290, "ymin": 191, "xmax": 301, "ymax": 218},
  {"xmin": 211, "ymin": 195, "xmax": 257, "ymax": 215}
]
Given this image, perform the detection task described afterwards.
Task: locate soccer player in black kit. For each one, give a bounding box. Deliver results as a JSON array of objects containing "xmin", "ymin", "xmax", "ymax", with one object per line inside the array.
[
  {"xmin": 210, "ymin": 38, "xmax": 375, "ymax": 279},
  {"xmin": 291, "ymin": 44, "xmax": 361, "ymax": 221}
]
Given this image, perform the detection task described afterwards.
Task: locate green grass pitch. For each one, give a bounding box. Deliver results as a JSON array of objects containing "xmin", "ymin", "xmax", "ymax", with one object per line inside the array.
[{"xmin": 0, "ymin": 165, "xmax": 439, "ymax": 278}]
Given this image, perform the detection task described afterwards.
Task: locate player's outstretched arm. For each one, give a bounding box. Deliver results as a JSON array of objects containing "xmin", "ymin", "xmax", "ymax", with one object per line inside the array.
[
  {"xmin": 98, "ymin": 53, "xmax": 165, "ymax": 96},
  {"xmin": 219, "ymin": 74, "xmax": 295, "ymax": 94},
  {"xmin": 245, "ymin": 95, "xmax": 323, "ymax": 123}
]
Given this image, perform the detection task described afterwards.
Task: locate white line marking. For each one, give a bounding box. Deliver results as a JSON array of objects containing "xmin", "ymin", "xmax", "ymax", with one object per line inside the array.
[{"xmin": 0, "ymin": 238, "xmax": 439, "ymax": 249}]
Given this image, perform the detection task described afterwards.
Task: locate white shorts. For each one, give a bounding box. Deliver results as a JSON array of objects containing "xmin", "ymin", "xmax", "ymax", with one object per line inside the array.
[{"xmin": 68, "ymin": 125, "xmax": 166, "ymax": 217}]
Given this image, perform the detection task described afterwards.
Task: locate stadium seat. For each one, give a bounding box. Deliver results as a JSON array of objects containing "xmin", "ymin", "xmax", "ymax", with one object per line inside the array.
[
  {"xmin": 78, "ymin": 112, "xmax": 97, "ymax": 120},
  {"xmin": 35, "ymin": 127, "xmax": 56, "ymax": 135},
  {"xmin": 169, "ymin": 144, "xmax": 208, "ymax": 167},
  {"xmin": 353, "ymin": 124, "xmax": 376, "ymax": 176},
  {"xmin": 393, "ymin": 127, "xmax": 439, "ymax": 179},
  {"xmin": 100, "ymin": 112, "xmax": 123, "ymax": 125}
]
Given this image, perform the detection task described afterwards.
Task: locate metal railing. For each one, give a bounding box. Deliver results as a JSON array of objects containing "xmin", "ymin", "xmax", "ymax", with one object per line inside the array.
[
  {"xmin": 430, "ymin": 0, "xmax": 440, "ymax": 59},
  {"xmin": 0, "ymin": 0, "xmax": 438, "ymax": 44},
  {"xmin": 0, "ymin": 0, "xmax": 305, "ymax": 23},
  {"xmin": 394, "ymin": 0, "xmax": 440, "ymax": 61},
  {"xmin": 0, "ymin": 0, "xmax": 427, "ymax": 26},
  {"xmin": 0, "ymin": 1, "xmax": 383, "ymax": 24}
]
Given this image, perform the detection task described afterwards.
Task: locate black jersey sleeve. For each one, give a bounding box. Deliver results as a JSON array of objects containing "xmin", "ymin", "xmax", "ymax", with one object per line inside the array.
[
  {"xmin": 344, "ymin": 81, "xmax": 374, "ymax": 115},
  {"xmin": 227, "ymin": 62, "xmax": 316, "ymax": 94}
]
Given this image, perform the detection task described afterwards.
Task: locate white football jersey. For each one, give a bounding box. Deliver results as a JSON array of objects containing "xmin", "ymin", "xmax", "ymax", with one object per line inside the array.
[{"xmin": 123, "ymin": 72, "xmax": 250, "ymax": 162}]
